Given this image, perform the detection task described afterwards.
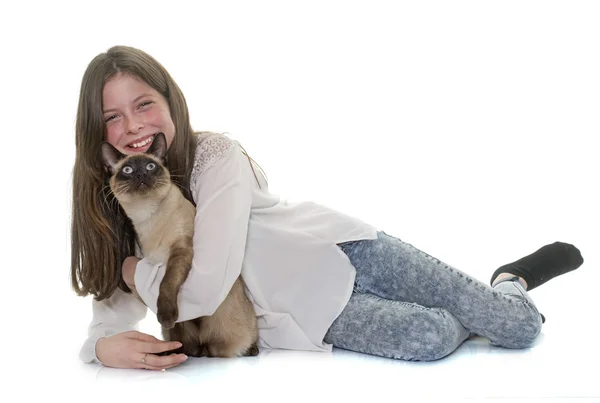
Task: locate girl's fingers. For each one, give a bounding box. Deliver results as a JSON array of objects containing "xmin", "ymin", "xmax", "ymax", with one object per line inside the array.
[
  {"xmin": 124, "ymin": 331, "xmax": 185, "ymax": 370},
  {"xmin": 136, "ymin": 353, "xmax": 188, "ymax": 370},
  {"xmin": 127, "ymin": 331, "xmax": 182, "ymax": 354},
  {"xmin": 153, "ymin": 354, "xmax": 189, "ymax": 370}
]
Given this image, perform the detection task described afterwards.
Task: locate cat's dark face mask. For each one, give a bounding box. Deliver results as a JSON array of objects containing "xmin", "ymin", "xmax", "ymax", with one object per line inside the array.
[
  {"xmin": 100, "ymin": 132, "xmax": 171, "ymax": 198},
  {"xmin": 114, "ymin": 156, "xmax": 166, "ymax": 193}
]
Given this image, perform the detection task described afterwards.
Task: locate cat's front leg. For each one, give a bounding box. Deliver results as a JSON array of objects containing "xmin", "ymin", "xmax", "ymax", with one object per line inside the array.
[
  {"xmin": 157, "ymin": 237, "xmax": 194, "ymax": 329},
  {"xmin": 157, "ymin": 290, "xmax": 179, "ymax": 329}
]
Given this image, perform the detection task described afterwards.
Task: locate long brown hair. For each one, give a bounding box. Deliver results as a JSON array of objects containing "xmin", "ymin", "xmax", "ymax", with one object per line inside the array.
[{"xmin": 71, "ymin": 45, "xmax": 266, "ymax": 301}]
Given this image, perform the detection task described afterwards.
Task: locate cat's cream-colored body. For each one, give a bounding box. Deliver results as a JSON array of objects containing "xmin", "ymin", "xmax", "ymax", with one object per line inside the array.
[
  {"xmin": 164, "ymin": 275, "xmax": 260, "ymax": 358},
  {"xmin": 102, "ymin": 134, "xmax": 259, "ymax": 358},
  {"xmin": 126, "ymin": 186, "xmax": 194, "ymax": 265},
  {"xmin": 123, "ymin": 183, "xmax": 259, "ymax": 358}
]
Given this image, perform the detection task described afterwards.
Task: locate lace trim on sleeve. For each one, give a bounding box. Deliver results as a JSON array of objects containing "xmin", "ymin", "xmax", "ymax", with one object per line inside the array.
[{"xmin": 190, "ymin": 132, "xmax": 237, "ymax": 196}]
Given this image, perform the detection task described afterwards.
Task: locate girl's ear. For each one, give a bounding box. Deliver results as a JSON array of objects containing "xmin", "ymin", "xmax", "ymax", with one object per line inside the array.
[
  {"xmin": 146, "ymin": 132, "xmax": 168, "ymax": 162},
  {"xmin": 100, "ymin": 142, "xmax": 125, "ymax": 175}
]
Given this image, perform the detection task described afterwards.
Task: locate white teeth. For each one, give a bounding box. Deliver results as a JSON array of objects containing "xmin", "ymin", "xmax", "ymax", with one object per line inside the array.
[{"xmin": 130, "ymin": 136, "xmax": 154, "ymax": 149}]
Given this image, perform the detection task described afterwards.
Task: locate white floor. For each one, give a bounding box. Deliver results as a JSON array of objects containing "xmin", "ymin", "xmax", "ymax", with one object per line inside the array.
[
  {"xmin": 4, "ymin": 2, "xmax": 599, "ymax": 402},
  {"xmin": 82, "ymin": 329, "xmax": 596, "ymax": 400},
  {"xmin": 18, "ymin": 268, "xmax": 596, "ymax": 403}
]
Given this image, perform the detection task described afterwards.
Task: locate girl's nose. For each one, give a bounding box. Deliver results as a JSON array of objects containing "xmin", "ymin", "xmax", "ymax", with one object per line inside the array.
[{"xmin": 125, "ymin": 117, "xmax": 144, "ymax": 134}]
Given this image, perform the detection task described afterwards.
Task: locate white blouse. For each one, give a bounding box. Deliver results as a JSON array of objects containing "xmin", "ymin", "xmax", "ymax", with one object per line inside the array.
[{"xmin": 79, "ymin": 132, "xmax": 379, "ymax": 363}]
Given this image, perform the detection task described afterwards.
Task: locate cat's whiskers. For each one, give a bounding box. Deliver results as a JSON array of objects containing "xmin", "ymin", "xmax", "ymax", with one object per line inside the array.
[
  {"xmin": 98, "ymin": 183, "xmax": 112, "ymax": 196},
  {"xmin": 99, "ymin": 184, "xmax": 117, "ymax": 210},
  {"xmin": 159, "ymin": 180, "xmax": 177, "ymax": 192},
  {"xmin": 112, "ymin": 185, "xmax": 130, "ymax": 201},
  {"xmin": 165, "ymin": 169, "xmax": 188, "ymax": 190},
  {"xmin": 170, "ymin": 179, "xmax": 187, "ymax": 193},
  {"xmin": 110, "ymin": 193, "xmax": 121, "ymax": 211}
]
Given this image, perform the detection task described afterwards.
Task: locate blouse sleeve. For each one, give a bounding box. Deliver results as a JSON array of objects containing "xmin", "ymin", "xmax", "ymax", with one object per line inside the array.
[
  {"xmin": 133, "ymin": 133, "xmax": 253, "ymax": 321},
  {"xmin": 79, "ymin": 287, "xmax": 148, "ymax": 364}
]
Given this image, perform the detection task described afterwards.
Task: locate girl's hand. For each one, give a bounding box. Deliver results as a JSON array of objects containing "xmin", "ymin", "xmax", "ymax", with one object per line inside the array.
[
  {"xmin": 95, "ymin": 331, "xmax": 188, "ymax": 370},
  {"xmin": 122, "ymin": 256, "xmax": 141, "ymax": 290}
]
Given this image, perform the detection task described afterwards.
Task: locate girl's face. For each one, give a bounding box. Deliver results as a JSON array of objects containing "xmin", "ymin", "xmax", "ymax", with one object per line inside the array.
[{"xmin": 102, "ymin": 73, "xmax": 175, "ymax": 155}]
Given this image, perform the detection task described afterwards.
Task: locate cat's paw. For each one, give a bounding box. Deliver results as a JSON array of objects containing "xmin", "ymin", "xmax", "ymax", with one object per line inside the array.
[
  {"xmin": 157, "ymin": 311, "xmax": 177, "ymax": 329},
  {"xmin": 244, "ymin": 343, "xmax": 260, "ymax": 357},
  {"xmin": 157, "ymin": 299, "xmax": 178, "ymax": 329}
]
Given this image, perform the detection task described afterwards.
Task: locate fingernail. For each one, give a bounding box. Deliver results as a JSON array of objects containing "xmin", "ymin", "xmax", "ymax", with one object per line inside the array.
[{"xmin": 182, "ymin": 355, "xmax": 188, "ymax": 360}]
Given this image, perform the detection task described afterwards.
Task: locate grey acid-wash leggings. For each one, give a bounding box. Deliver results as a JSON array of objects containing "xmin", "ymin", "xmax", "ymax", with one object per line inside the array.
[{"xmin": 324, "ymin": 231, "xmax": 543, "ymax": 361}]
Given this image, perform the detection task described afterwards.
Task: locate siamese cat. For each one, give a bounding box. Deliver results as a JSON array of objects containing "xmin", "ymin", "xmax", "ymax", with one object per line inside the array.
[{"xmin": 100, "ymin": 132, "xmax": 259, "ymax": 358}]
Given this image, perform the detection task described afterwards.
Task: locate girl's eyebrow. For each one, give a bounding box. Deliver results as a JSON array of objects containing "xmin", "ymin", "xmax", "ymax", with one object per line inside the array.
[{"xmin": 103, "ymin": 93, "xmax": 153, "ymax": 114}]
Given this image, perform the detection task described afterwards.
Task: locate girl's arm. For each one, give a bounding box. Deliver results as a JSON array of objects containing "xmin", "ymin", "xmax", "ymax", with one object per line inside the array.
[
  {"xmin": 79, "ymin": 286, "xmax": 149, "ymax": 363},
  {"xmin": 133, "ymin": 134, "xmax": 253, "ymax": 322},
  {"xmin": 80, "ymin": 287, "xmax": 186, "ymax": 368}
]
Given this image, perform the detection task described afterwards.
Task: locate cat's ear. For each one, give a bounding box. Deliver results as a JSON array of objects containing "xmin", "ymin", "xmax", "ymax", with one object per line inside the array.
[
  {"xmin": 147, "ymin": 132, "xmax": 168, "ymax": 162},
  {"xmin": 100, "ymin": 142, "xmax": 125, "ymax": 175}
]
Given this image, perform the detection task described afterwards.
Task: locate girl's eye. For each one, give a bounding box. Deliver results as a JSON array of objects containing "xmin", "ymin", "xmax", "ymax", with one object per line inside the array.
[
  {"xmin": 123, "ymin": 166, "xmax": 133, "ymax": 174},
  {"xmin": 105, "ymin": 115, "xmax": 117, "ymax": 122},
  {"xmin": 139, "ymin": 101, "xmax": 153, "ymax": 108},
  {"xmin": 146, "ymin": 162, "xmax": 156, "ymax": 171}
]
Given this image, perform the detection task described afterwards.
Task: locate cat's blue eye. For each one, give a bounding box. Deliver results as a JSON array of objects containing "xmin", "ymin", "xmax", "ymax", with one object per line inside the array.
[
  {"xmin": 123, "ymin": 166, "xmax": 133, "ymax": 174},
  {"xmin": 146, "ymin": 162, "xmax": 156, "ymax": 171}
]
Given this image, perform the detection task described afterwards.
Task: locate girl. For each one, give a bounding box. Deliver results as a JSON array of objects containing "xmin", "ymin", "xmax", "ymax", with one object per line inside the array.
[{"xmin": 71, "ymin": 45, "xmax": 584, "ymax": 371}]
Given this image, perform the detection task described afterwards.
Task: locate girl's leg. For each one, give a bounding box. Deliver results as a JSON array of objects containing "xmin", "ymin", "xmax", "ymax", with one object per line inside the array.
[
  {"xmin": 324, "ymin": 291, "xmax": 471, "ymax": 361},
  {"xmin": 337, "ymin": 231, "xmax": 544, "ymax": 349}
]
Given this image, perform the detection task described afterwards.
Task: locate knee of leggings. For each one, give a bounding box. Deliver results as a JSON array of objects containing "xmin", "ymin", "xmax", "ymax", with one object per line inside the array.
[
  {"xmin": 493, "ymin": 304, "xmax": 543, "ymax": 349},
  {"xmin": 406, "ymin": 309, "xmax": 466, "ymax": 362}
]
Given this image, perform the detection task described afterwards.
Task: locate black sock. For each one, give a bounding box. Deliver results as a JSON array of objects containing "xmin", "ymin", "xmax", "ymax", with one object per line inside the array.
[{"xmin": 490, "ymin": 242, "xmax": 584, "ymax": 291}]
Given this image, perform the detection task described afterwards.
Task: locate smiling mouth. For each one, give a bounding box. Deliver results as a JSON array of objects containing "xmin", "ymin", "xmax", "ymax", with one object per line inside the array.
[{"xmin": 127, "ymin": 135, "xmax": 155, "ymax": 149}]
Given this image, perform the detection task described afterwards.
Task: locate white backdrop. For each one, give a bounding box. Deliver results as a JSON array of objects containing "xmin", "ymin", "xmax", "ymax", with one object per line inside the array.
[{"xmin": 2, "ymin": 1, "xmax": 598, "ymax": 400}]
